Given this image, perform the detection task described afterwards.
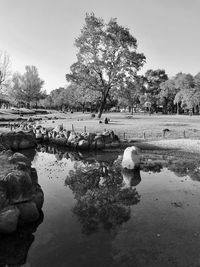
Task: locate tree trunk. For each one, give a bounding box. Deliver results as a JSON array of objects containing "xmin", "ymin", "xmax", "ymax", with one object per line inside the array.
[
  {"xmin": 131, "ymin": 105, "xmax": 133, "ymax": 115},
  {"xmin": 97, "ymin": 88, "xmax": 110, "ymax": 119},
  {"xmin": 82, "ymin": 103, "xmax": 85, "ymax": 113},
  {"xmin": 177, "ymin": 103, "xmax": 179, "ymax": 115},
  {"xmin": 98, "ymin": 100, "xmax": 106, "ymax": 118}
]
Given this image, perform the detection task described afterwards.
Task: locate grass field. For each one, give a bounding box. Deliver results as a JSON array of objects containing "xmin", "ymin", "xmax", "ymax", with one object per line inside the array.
[
  {"xmin": 36, "ymin": 112, "xmax": 200, "ymax": 141},
  {"xmin": 1, "ymin": 111, "xmax": 200, "ymax": 141}
]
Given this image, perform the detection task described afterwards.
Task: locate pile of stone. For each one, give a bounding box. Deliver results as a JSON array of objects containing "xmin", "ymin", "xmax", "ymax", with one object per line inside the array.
[
  {"xmin": 33, "ymin": 124, "xmax": 120, "ymax": 150},
  {"xmin": 0, "ymin": 151, "xmax": 44, "ymax": 234}
]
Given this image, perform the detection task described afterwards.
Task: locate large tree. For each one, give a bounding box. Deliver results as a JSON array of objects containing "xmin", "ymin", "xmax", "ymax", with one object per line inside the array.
[
  {"xmin": 0, "ymin": 51, "xmax": 11, "ymax": 92},
  {"xmin": 66, "ymin": 13, "xmax": 145, "ymax": 118},
  {"xmin": 159, "ymin": 79, "xmax": 177, "ymax": 114},
  {"xmin": 118, "ymin": 76, "xmax": 145, "ymax": 114},
  {"xmin": 144, "ymin": 69, "xmax": 168, "ymax": 112},
  {"xmin": 11, "ymin": 66, "xmax": 44, "ymax": 108},
  {"xmin": 173, "ymin": 73, "xmax": 195, "ymax": 114}
]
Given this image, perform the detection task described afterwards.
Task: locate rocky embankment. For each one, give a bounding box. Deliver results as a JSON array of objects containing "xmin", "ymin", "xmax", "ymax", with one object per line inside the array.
[
  {"xmin": 0, "ymin": 150, "xmax": 44, "ymax": 234},
  {"xmin": 31, "ymin": 123, "xmax": 120, "ymax": 150},
  {"xmin": 0, "ymin": 131, "xmax": 37, "ymax": 150}
]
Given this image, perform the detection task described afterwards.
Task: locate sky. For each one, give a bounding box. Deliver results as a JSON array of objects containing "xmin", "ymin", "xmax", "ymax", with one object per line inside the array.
[{"xmin": 1, "ymin": 0, "xmax": 200, "ymax": 93}]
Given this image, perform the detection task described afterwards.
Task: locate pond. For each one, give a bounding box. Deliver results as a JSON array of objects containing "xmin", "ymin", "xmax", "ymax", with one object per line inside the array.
[{"xmin": 1, "ymin": 145, "xmax": 200, "ymax": 267}]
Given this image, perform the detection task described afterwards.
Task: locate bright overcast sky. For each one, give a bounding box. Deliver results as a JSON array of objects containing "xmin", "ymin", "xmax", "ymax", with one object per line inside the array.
[{"xmin": 1, "ymin": 0, "xmax": 200, "ymax": 93}]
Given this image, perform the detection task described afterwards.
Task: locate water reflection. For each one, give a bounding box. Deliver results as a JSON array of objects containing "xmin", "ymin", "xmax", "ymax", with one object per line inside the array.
[
  {"xmin": 0, "ymin": 212, "xmax": 43, "ymax": 267},
  {"xmin": 36, "ymin": 143, "xmax": 200, "ymax": 184},
  {"xmin": 65, "ymin": 158, "xmax": 141, "ymax": 234},
  {"xmin": 7, "ymin": 144, "xmax": 200, "ymax": 267},
  {"xmin": 122, "ymin": 168, "xmax": 141, "ymax": 188}
]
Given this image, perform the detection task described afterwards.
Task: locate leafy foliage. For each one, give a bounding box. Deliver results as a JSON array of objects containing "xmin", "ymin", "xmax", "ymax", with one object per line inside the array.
[
  {"xmin": 144, "ymin": 69, "xmax": 168, "ymax": 112},
  {"xmin": 0, "ymin": 51, "xmax": 11, "ymax": 92},
  {"xmin": 159, "ymin": 79, "xmax": 177, "ymax": 114},
  {"xmin": 66, "ymin": 13, "xmax": 145, "ymax": 118},
  {"xmin": 10, "ymin": 66, "xmax": 44, "ymax": 107}
]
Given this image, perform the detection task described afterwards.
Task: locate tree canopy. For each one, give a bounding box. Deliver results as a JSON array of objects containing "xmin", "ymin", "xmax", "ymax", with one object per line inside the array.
[
  {"xmin": 143, "ymin": 69, "xmax": 168, "ymax": 112},
  {"xmin": 0, "ymin": 51, "xmax": 11, "ymax": 92},
  {"xmin": 10, "ymin": 65, "xmax": 44, "ymax": 108},
  {"xmin": 66, "ymin": 13, "xmax": 145, "ymax": 118}
]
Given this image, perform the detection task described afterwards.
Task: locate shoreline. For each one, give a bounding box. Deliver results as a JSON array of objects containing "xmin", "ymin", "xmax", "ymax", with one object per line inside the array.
[{"xmin": 134, "ymin": 139, "xmax": 200, "ymax": 154}]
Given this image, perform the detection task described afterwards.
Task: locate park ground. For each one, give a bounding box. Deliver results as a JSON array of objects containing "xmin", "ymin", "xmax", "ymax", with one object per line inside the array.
[{"xmin": 1, "ymin": 109, "xmax": 200, "ymax": 155}]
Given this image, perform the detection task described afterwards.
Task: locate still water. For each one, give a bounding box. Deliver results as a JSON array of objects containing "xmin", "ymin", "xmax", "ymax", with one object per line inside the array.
[{"xmin": 2, "ymin": 145, "xmax": 200, "ymax": 267}]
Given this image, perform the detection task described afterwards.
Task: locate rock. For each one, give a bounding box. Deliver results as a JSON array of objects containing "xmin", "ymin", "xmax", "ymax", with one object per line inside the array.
[
  {"xmin": 35, "ymin": 130, "xmax": 43, "ymax": 140},
  {"xmin": 102, "ymin": 131, "xmax": 113, "ymax": 144},
  {"xmin": 54, "ymin": 124, "xmax": 63, "ymax": 132},
  {"xmin": 43, "ymin": 134, "xmax": 49, "ymax": 141},
  {"xmin": 0, "ymin": 131, "xmax": 37, "ymax": 150},
  {"xmin": 121, "ymin": 146, "xmax": 140, "ymax": 169},
  {"xmin": 15, "ymin": 162, "xmax": 31, "ymax": 176},
  {"xmin": 68, "ymin": 132, "xmax": 76, "ymax": 142},
  {"xmin": 0, "ymin": 152, "xmax": 44, "ymax": 234},
  {"xmin": 95, "ymin": 137, "xmax": 105, "ymax": 149},
  {"xmin": 9, "ymin": 152, "xmax": 31, "ymax": 167},
  {"xmin": 0, "ymin": 143, "xmax": 6, "ymax": 152},
  {"xmin": 88, "ymin": 133, "xmax": 96, "ymax": 144},
  {"xmin": 55, "ymin": 153, "xmax": 63, "ymax": 161},
  {"xmin": 70, "ymin": 139, "xmax": 79, "ymax": 148},
  {"xmin": 17, "ymin": 202, "xmax": 39, "ymax": 224},
  {"xmin": 3, "ymin": 170, "xmax": 33, "ymax": 204},
  {"xmin": 78, "ymin": 140, "xmax": 89, "ymax": 150},
  {"xmin": 63, "ymin": 130, "xmax": 70, "ymax": 140},
  {"xmin": 0, "ymin": 183, "xmax": 8, "ymax": 210},
  {"xmin": 30, "ymin": 168, "xmax": 38, "ymax": 184},
  {"xmin": 0, "ymin": 206, "xmax": 20, "ymax": 233},
  {"xmin": 0, "ymin": 149, "xmax": 13, "ymax": 157},
  {"xmin": 90, "ymin": 141, "xmax": 96, "ymax": 149}
]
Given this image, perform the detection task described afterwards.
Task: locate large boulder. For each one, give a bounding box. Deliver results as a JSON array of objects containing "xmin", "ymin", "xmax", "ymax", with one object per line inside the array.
[
  {"xmin": 78, "ymin": 139, "xmax": 89, "ymax": 150},
  {"xmin": 17, "ymin": 202, "xmax": 40, "ymax": 225},
  {"xmin": 0, "ymin": 131, "xmax": 37, "ymax": 150},
  {"xmin": 122, "ymin": 146, "xmax": 140, "ymax": 169},
  {"xmin": 3, "ymin": 170, "xmax": 33, "ymax": 204},
  {"xmin": 0, "ymin": 183, "xmax": 8, "ymax": 210},
  {"xmin": 9, "ymin": 152, "xmax": 31, "ymax": 167},
  {"xmin": 0, "ymin": 152, "xmax": 44, "ymax": 234},
  {"xmin": 0, "ymin": 206, "xmax": 20, "ymax": 233}
]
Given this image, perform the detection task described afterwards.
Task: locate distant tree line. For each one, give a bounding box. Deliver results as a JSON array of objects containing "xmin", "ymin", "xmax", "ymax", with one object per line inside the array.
[
  {"xmin": 1, "ymin": 13, "xmax": 200, "ymax": 116},
  {"xmin": 38, "ymin": 69, "xmax": 200, "ymax": 116}
]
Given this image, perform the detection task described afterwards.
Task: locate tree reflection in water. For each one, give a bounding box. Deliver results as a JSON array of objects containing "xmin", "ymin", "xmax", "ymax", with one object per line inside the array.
[{"xmin": 65, "ymin": 157, "xmax": 141, "ymax": 235}]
